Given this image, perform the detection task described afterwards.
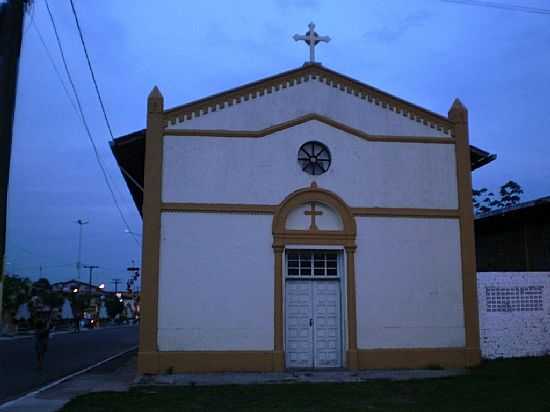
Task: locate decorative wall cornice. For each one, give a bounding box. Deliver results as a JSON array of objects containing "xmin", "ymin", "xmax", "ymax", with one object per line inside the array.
[
  {"xmin": 163, "ymin": 113, "xmax": 455, "ymax": 145},
  {"xmin": 162, "ymin": 64, "xmax": 454, "ymax": 136}
]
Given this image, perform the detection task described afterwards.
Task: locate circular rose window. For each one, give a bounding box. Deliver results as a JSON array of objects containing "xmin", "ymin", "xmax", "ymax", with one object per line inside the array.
[{"xmin": 298, "ymin": 141, "xmax": 331, "ymax": 175}]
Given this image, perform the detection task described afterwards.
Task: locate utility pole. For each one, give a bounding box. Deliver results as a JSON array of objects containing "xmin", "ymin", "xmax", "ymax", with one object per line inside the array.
[
  {"xmin": 0, "ymin": 0, "xmax": 33, "ymax": 334},
  {"xmin": 111, "ymin": 278, "xmax": 121, "ymax": 293},
  {"xmin": 75, "ymin": 219, "xmax": 88, "ymax": 279},
  {"xmin": 83, "ymin": 265, "xmax": 99, "ymax": 298}
]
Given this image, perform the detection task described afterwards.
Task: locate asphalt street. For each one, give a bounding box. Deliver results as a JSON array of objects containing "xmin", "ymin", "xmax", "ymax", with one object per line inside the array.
[{"xmin": 0, "ymin": 325, "xmax": 138, "ymax": 404}]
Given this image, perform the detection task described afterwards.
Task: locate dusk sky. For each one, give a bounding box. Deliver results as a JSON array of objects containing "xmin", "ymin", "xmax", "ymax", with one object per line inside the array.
[{"xmin": 6, "ymin": 0, "xmax": 550, "ymax": 287}]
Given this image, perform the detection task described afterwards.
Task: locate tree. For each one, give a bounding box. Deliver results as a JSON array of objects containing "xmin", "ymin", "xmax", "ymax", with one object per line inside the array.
[
  {"xmin": 68, "ymin": 292, "xmax": 88, "ymax": 319},
  {"xmin": 1, "ymin": 274, "xmax": 31, "ymax": 319},
  {"xmin": 105, "ymin": 295, "xmax": 124, "ymax": 319},
  {"xmin": 31, "ymin": 278, "xmax": 63, "ymax": 311},
  {"xmin": 499, "ymin": 180, "xmax": 524, "ymax": 208},
  {"xmin": 473, "ymin": 188, "xmax": 498, "ymax": 213},
  {"xmin": 473, "ymin": 180, "xmax": 524, "ymax": 214}
]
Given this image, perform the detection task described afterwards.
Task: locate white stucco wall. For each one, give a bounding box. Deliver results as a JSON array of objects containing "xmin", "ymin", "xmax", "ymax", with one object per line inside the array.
[
  {"xmin": 163, "ymin": 121, "xmax": 458, "ymax": 209},
  {"xmin": 157, "ymin": 212, "xmax": 274, "ymax": 351},
  {"xmin": 477, "ymin": 272, "xmax": 550, "ymax": 359},
  {"xmin": 355, "ymin": 217, "xmax": 465, "ymax": 349},
  {"xmin": 167, "ymin": 76, "xmax": 448, "ymax": 138}
]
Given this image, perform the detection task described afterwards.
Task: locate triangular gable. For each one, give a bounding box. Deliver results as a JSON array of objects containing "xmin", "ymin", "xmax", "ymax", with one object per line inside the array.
[{"xmin": 163, "ymin": 63, "xmax": 454, "ymax": 135}]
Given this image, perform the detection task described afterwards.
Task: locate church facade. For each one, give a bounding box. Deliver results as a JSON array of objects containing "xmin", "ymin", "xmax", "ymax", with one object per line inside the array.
[{"xmin": 114, "ymin": 63, "xmax": 491, "ymax": 373}]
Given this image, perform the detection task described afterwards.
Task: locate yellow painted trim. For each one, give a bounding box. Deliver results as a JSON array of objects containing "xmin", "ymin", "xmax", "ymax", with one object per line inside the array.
[
  {"xmin": 345, "ymin": 246, "xmax": 359, "ymax": 370},
  {"xmin": 273, "ymin": 246, "xmax": 284, "ymax": 372},
  {"xmin": 164, "ymin": 113, "xmax": 455, "ymax": 145},
  {"xmin": 352, "ymin": 208, "xmax": 460, "ymax": 218},
  {"xmin": 357, "ymin": 347, "xmax": 479, "ymax": 369},
  {"xmin": 162, "ymin": 203, "xmax": 276, "ymax": 214},
  {"xmin": 139, "ymin": 347, "xmax": 479, "ymax": 374},
  {"xmin": 449, "ymin": 99, "xmax": 481, "ymax": 367},
  {"xmin": 141, "ymin": 351, "xmax": 276, "ymax": 374},
  {"xmin": 138, "ymin": 87, "xmax": 163, "ymax": 370},
  {"xmin": 160, "ymin": 202, "xmax": 460, "ymax": 219}
]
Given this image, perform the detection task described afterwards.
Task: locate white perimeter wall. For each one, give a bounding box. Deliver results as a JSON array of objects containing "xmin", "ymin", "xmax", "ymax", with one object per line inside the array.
[
  {"xmin": 157, "ymin": 212, "xmax": 274, "ymax": 351},
  {"xmin": 355, "ymin": 217, "xmax": 465, "ymax": 348},
  {"xmin": 478, "ymin": 272, "xmax": 550, "ymax": 359},
  {"xmin": 163, "ymin": 121, "xmax": 458, "ymax": 209}
]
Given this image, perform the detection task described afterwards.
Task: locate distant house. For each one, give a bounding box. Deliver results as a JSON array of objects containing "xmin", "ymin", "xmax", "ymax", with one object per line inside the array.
[
  {"xmin": 51, "ymin": 280, "xmax": 105, "ymax": 295},
  {"xmin": 475, "ymin": 196, "xmax": 550, "ymax": 272}
]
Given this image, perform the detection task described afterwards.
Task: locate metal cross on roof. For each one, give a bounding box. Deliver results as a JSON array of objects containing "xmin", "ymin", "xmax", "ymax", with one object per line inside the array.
[{"xmin": 293, "ymin": 22, "xmax": 330, "ymax": 63}]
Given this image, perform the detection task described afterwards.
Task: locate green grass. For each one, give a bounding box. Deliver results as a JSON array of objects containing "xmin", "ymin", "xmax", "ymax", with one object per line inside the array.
[{"xmin": 61, "ymin": 357, "xmax": 550, "ymax": 412}]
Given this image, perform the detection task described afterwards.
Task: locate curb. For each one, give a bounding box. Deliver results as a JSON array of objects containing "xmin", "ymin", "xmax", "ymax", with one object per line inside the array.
[{"xmin": 0, "ymin": 324, "xmax": 137, "ymax": 341}]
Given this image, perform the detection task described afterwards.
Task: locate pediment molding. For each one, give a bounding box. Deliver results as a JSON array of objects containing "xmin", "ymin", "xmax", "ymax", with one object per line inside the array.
[
  {"xmin": 163, "ymin": 64, "xmax": 454, "ymax": 135},
  {"xmin": 163, "ymin": 113, "xmax": 455, "ymax": 145}
]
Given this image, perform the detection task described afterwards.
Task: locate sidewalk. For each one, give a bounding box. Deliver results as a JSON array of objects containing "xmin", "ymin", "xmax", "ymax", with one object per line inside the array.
[
  {"xmin": 138, "ymin": 368, "xmax": 466, "ymax": 386},
  {"xmin": 0, "ymin": 351, "xmax": 136, "ymax": 412}
]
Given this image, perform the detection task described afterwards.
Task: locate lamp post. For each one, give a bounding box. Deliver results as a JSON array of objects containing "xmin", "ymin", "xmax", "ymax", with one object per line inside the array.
[
  {"xmin": 75, "ymin": 219, "xmax": 89, "ymax": 279},
  {"xmin": 82, "ymin": 264, "xmax": 99, "ymax": 299}
]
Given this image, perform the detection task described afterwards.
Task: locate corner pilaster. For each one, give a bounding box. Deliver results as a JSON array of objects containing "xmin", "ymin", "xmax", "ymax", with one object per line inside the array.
[
  {"xmin": 273, "ymin": 245, "xmax": 285, "ymax": 371},
  {"xmin": 345, "ymin": 245, "xmax": 358, "ymax": 369},
  {"xmin": 448, "ymin": 99, "xmax": 481, "ymax": 366},
  {"xmin": 138, "ymin": 86, "xmax": 164, "ymax": 374}
]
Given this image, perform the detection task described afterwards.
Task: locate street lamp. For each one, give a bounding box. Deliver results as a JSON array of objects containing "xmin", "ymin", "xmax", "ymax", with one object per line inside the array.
[
  {"xmin": 73, "ymin": 288, "xmax": 79, "ymax": 293},
  {"xmin": 98, "ymin": 283, "xmax": 105, "ymax": 289},
  {"xmin": 75, "ymin": 219, "xmax": 89, "ymax": 280},
  {"xmin": 82, "ymin": 265, "xmax": 99, "ymax": 298}
]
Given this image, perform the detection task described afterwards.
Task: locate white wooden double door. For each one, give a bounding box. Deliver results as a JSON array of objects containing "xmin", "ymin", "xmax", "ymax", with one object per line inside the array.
[{"xmin": 285, "ymin": 280, "xmax": 342, "ymax": 368}]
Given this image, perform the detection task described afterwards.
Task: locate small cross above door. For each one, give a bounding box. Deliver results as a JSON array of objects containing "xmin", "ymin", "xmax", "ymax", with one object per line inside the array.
[{"xmin": 304, "ymin": 202, "xmax": 323, "ymax": 230}]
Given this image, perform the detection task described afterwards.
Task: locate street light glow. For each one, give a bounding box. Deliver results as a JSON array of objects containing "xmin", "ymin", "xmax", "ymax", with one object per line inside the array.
[
  {"xmin": 99, "ymin": 283, "xmax": 105, "ymax": 289},
  {"xmin": 73, "ymin": 288, "xmax": 79, "ymax": 293}
]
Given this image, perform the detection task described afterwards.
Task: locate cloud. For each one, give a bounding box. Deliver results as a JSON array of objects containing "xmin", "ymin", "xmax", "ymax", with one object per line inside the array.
[
  {"xmin": 364, "ymin": 10, "xmax": 432, "ymax": 43},
  {"xmin": 275, "ymin": 0, "xmax": 321, "ymax": 11}
]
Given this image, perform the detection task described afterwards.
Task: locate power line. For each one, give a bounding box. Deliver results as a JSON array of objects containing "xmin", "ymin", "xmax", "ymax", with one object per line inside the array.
[
  {"xmin": 68, "ymin": 0, "xmax": 146, "ymax": 203},
  {"xmin": 31, "ymin": 18, "xmax": 78, "ymax": 114},
  {"xmin": 43, "ymin": 0, "xmax": 140, "ymax": 248},
  {"xmin": 440, "ymin": 0, "xmax": 550, "ymax": 15},
  {"xmin": 67, "ymin": 0, "xmax": 141, "ymax": 245},
  {"xmin": 68, "ymin": 0, "xmax": 115, "ymax": 140}
]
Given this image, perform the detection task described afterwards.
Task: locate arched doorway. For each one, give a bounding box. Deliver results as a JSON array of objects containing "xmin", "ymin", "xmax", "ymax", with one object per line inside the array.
[{"xmin": 272, "ymin": 183, "xmax": 358, "ymax": 370}]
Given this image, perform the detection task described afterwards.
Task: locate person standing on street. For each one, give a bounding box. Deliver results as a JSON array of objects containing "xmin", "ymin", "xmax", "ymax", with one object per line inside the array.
[{"xmin": 34, "ymin": 319, "xmax": 50, "ymax": 370}]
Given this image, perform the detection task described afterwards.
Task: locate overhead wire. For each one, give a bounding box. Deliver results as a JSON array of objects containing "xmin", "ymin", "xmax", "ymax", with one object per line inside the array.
[
  {"xmin": 68, "ymin": 0, "xmax": 115, "ymax": 140},
  {"xmin": 43, "ymin": 0, "xmax": 140, "ymax": 248},
  {"xmin": 31, "ymin": 18, "xmax": 78, "ymax": 113},
  {"xmin": 67, "ymin": 0, "xmax": 142, "ymax": 244},
  {"xmin": 440, "ymin": 0, "xmax": 550, "ymax": 15}
]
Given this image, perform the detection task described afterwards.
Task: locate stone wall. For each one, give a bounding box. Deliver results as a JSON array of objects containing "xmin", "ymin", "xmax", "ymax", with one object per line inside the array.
[{"xmin": 477, "ymin": 272, "xmax": 550, "ymax": 359}]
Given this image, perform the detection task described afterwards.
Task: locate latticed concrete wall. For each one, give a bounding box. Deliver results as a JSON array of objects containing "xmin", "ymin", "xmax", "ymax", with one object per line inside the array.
[{"xmin": 478, "ymin": 272, "xmax": 550, "ymax": 359}]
